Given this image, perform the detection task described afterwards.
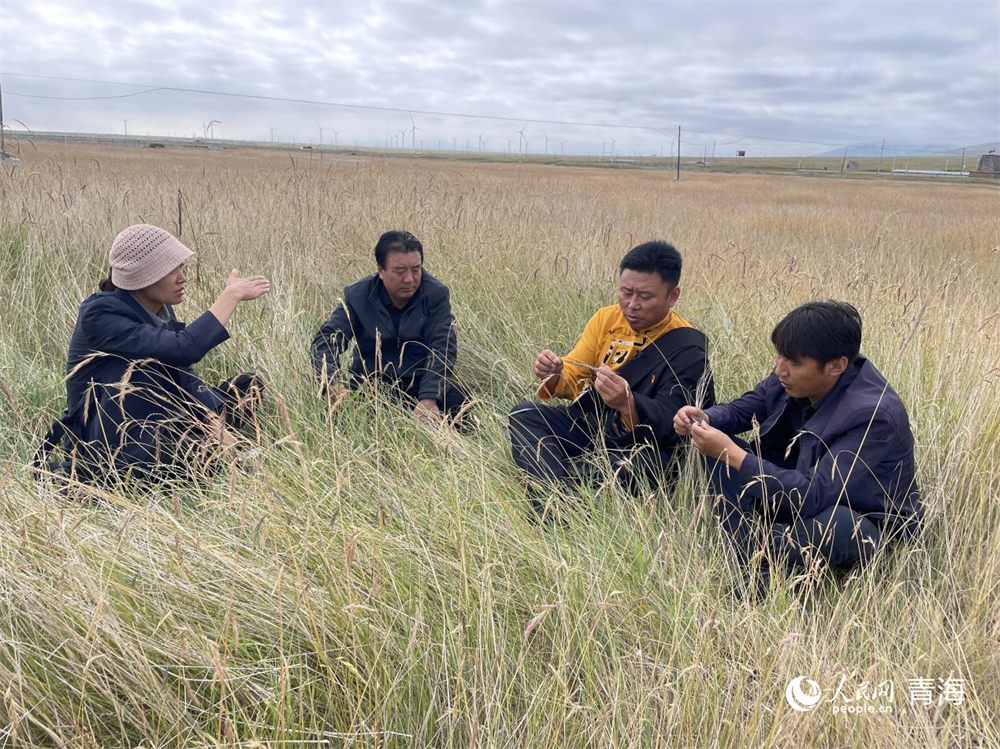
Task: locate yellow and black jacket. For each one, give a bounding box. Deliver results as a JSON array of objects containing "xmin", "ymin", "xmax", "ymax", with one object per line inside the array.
[{"xmin": 543, "ymin": 305, "xmax": 715, "ymax": 451}]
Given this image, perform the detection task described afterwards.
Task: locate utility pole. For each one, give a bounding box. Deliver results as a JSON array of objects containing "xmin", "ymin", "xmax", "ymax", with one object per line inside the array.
[
  {"xmin": 122, "ymin": 119, "xmax": 129, "ymax": 136},
  {"xmin": 0, "ymin": 77, "xmax": 5, "ymax": 154},
  {"xmin": 840, "ymin": 147, "xmax": 848, "ymax": 173},
  {"xmin": 676, "ymin": 125, "xmax": 681, "ymax": 180},
  {"xmin": 961, "ymin": 147, "xmax": 966, "ymax": 174},
  {"xmin": 877, "ymin": 138, "xmax": 885, "ymax": 175}
]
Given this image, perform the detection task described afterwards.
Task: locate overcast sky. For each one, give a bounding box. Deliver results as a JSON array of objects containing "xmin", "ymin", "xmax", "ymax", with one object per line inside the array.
[{"xmin": 1, "ymin": 0, "xmax": 997, "ymax": 156}]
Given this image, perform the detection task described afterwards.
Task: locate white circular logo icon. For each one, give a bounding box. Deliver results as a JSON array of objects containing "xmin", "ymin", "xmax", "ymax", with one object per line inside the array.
[{"xmin": 785, "ymin": 677, "xmax": 823, "ymax": 712}]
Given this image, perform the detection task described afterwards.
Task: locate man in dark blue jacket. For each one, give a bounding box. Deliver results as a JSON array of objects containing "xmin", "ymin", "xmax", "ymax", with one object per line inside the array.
[
  {"xmin": 674, "ymin": 301, "xmax": 921, "ymax": 590},
  {"xmin": 311, "ymin": 231, "xmax": 469, "ymax": 422}
]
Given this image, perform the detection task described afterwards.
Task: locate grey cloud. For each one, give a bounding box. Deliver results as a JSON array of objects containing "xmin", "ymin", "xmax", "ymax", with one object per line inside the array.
[{"xmin": 1, "ymin": 0, "xmax": 996, "ymax": 154}]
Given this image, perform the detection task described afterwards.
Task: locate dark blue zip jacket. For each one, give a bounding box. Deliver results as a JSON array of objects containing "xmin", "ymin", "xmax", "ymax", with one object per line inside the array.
[
  {"xmin": 60, "ymin": 287, "xmax": 229, "ymax": 465},
  {"xmin": 704, "ymin": 355, "xmax": 922, "ymax": 534},
  {"xmin": 310, "ymin": 272, "xmax": 457, "ymax": 401}
]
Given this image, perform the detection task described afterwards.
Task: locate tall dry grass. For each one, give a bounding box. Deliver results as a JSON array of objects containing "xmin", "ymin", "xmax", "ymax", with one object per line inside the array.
[{"xmin": 0, "ymin": 142, "xmax": 998, "ymax": 748}]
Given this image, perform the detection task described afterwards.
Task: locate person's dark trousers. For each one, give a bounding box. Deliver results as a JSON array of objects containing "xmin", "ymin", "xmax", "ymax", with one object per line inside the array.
[
  {"xmin": 705, "ymin": 438, "xmax": 883, "ymax": 575},
  {"xmin": 214, "ymin": 373, "xmax": 265, "ymax": 432},
  {"xmin": 40, "ymin": 372, "xmax": 265, "ymax": 488},
  {"xmin": 348, "ymin": 372, "xmax": 472, "ymax": 420},
  {"xmin": 508, "ymin": 400, "xmax": 674, "ymax": 496},
  {"xmin": 509, "ymin": 401, "xmax": 598, "ymax": 489}
]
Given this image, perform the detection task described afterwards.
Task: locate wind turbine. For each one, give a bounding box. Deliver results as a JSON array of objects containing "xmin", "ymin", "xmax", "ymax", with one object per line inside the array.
[
  {"xmin": 268, "ymin": 126, "xmax": 276, "ymax": 143},
  {"xmin": 333, "ymin": 129, "xmax": 339, "ymax": 148},
  {"xmin": 610, "ymin": 135, "xmax": 616, "ymax": 161},
  {"xmin": 477, "ymin": 133, "xmax": 484, "ymax": 152},
  {"xmin": 122, "ymin": 119, "xmax": 129, "ymax": 136},
  {"xmin": 318, "ymin": 124, "xmax": 328, "ymax": 145},
  {"xmin": 408, "ymin": 113, "xmax": 424, "ymax": 151},
  {"xmin": 543, "ymin": 132, "xmax": 550, "ymax": 155},
  {"xmin": 204, "ymin": 120, "xmax": 221, "ymax": 139},
  {"xmin": 517, "ymin": 124, "xmax": 529, "ymax": 154}
]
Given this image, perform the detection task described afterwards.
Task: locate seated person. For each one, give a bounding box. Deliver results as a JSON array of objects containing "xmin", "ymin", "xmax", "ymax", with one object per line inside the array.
[
  {"xmin": 675, "ymin": 301, "xmax": 922, "ymax": 592},
  {"xmin": 40, "ymin": 224, "xmax": 270, "ymax": 482},
  {"xmin": 509, "ymin": 240, "xmax": 715, "ymax": 500},
  {"xmin": 310, "ymin": 230, "xmax": 469, "ymax": 423}
]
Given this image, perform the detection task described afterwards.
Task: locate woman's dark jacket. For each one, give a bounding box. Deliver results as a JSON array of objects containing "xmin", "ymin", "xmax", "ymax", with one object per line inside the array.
[
  {"xmin": 704, "ymin": 355, "xmax": 922, "ymax": 535},
  {"xmin": 49, "ymin": 288, "xmax": 228, "ymax": 470},
  {"xmin": 310, "ymin": 272, "xmax": 457, "ymax": 401}
]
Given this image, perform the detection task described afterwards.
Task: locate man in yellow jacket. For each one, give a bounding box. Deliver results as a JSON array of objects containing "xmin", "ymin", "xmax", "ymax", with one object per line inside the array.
[{"xmin": 509, "ymin": 241, "xmax": 714, "ymax": 504}]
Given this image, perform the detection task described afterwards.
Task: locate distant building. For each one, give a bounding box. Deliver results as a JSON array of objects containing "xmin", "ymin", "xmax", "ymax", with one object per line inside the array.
[
  {"xmin": 971, "ymin": 154, "xmax": 1000, "ymax": 178},
  {"xmin": 846, "ymin": 161, "xmax": 859, "ymax": 171}
]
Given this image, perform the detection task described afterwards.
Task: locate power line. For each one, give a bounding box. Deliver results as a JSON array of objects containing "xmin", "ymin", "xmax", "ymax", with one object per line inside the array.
[
  {"xmin": 2, "ymin": 71, "xmax": 674, "ymax": 134},
  {"xmin": 5, "ymin": 87, "xmax": 164, "ymax": 101},
  {"xmin": 4, "ymin": 71, "xmax": 995, "ymax": 151}
]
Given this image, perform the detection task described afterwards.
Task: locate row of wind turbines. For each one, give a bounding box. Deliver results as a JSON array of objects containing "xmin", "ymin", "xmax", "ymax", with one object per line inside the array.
[
  {"xmin": 373, "ymin": 114, "xmax": 571, "ymax": 156},
  {"xmin": 257, "ymin": 113, "xmax": 678, "ymax": 159}
]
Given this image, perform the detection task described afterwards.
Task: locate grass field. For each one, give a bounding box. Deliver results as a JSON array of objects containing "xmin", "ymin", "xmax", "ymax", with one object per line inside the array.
[
  {"xmin": 6, "ymin": 133, "xmax": 994, "ymax": 178},
  {"xmin": 1, "ymin": 142, "xmax": 998, "ymax": 748}
]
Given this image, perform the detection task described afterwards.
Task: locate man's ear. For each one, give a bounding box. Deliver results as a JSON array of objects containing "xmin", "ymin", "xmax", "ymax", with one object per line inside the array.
[
  {"xmin": 668, "ymin": 285, "xmax": 681, "ymax": 306},
  {"xmin": 826, "ymin": 356, "xmax": 849, "ymax": 378}
]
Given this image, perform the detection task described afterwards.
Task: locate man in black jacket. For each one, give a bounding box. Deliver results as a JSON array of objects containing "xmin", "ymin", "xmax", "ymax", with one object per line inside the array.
[
  {"xmin": 311, "ymin": 231, "xmax": 469, "ymax": 422},
  {"xmin": 509, "ymin": 241, "xmax": 714, "ymax": 501}
]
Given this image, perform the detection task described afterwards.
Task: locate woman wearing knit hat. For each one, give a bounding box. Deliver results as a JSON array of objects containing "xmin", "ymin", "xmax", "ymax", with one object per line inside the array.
[{"xmin": 38, "ymin": 224, "xmax": 270, "ymax": 482}]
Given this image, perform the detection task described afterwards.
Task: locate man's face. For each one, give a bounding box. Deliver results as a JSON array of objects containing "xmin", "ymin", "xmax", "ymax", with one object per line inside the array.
[
  {"xmin": 617, "ymin": 269, "xmax": 680, "ymax": 332},
  {"xmin": 773, "ymin": 353, "xmax": 847, "ymax": 403},
  {"xmin": 378, "ymin": 250, "xmax": 423, "ymax": 306}
]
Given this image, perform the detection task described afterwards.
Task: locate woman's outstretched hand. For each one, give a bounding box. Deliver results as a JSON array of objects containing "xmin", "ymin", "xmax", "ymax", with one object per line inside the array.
[
  {"xmin": 225, "ymin": 269, "xmax": 270, "ymax": 301},
  {"xmin": 210, "ymin": 269, "xmax": 270, "ymax": 326}
]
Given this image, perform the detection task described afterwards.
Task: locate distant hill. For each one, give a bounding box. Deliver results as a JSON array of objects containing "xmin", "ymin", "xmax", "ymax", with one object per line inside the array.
[
  {"xmin": 812, "ymin": 141, "xmax": 999, "ymax": 158},
  {"xmin": 941, "ymin": 142, "xmax": 1000, "ymax": 157}
]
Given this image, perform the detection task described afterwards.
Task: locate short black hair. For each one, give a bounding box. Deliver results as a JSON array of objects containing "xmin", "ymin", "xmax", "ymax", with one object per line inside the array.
[
  {"xmin": 619, "ymin": 241, "xmax": 682, "ymax": 287},
  {"xmin": 375, "ymin": 230, "xmax": 423, "ymax": 269},
  {"xmin": 771, "ymin": 300, "xmax": 862, "ymax": 365}
]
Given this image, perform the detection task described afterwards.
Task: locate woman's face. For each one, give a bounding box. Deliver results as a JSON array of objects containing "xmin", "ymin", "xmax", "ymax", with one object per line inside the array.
[{"xmin": 144, "ymin": 263, "xmax": 187, "ymax": 307}]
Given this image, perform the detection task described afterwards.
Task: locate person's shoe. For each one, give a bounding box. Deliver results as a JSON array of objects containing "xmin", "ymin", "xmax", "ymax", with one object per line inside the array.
[
  {"xmin": 730, "ymin": 565, "xmax": 771, "ymax": 603},
  {"xmin": 527, "ymin": 491, "xmax": 571, "ymax": 527}
]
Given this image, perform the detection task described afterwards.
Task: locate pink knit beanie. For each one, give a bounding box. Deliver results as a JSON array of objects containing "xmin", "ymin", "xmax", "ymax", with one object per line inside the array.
[{"xmin": 109, "ymin": 224, "xmax": 194, "ymax": 290}]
